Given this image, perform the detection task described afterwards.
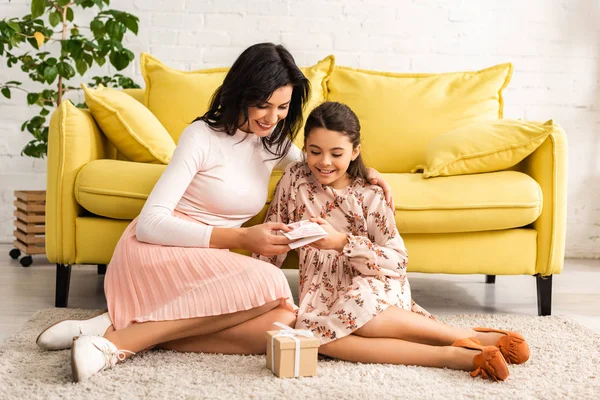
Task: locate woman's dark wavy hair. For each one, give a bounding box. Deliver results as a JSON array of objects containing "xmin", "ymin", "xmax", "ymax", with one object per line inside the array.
[
  {"xmin": 304, "ymin": 102, "xmax": 370, "ymax": 182},
  {"xmin": 195, "ymin": 43, "xmax": 310, "ymax": 161}
]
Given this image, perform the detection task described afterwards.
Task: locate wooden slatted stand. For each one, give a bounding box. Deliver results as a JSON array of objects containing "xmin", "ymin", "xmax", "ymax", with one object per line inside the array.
[{"xmin": 9, "ymin": 190, "xmax": 46, "ymax": 267}]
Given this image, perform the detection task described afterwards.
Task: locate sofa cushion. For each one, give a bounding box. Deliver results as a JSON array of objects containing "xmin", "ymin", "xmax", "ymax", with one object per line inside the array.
[
  {"xmin": 75, "ymin": 160, "xmax": 167, "ymax": 220},
  {"xmin": 75, "ymin": 160, "xmax": 541, "ymax": 233},
  {"xmin": 141, "ymin": 52, "xmax": 335, "ymax": 143},
  {"xmin": 81, "ymin": 84, "xmax": 176, "ymax": 164},
  {"xmin": 414, "ymin": 119, "xmax": 555, "ymax": 178},
  {"xmin": 386, "ymin": 171, "xmax": 542, "ymax": 233},
  {"xmin": 327, "ymin": 63, "xmax": 513, "ymax": 173}
]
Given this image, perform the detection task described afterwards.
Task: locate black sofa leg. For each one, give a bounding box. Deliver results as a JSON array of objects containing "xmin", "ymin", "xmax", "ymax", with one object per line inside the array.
[
  {"xmin": 55, "ymin": 264, "xmax": 72, "ymax": 308},
  {"xmin": 536, "ymin": 274, "xmax": 552, "ymax": 316},
  {"xmin": 97, "ymin": 264, "xmax": 107, "ymax": 275},
  {"xmin": 485, "ymin": 275, "xmax": 496, "ymax": 284}
]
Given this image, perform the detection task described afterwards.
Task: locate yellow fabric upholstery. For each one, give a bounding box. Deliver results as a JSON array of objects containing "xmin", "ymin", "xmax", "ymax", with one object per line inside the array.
[
  {"xmin": 47, "ymin": 101, "xmax": 116, "ymax": 265},
  {"xmin": 141, "ymin": 53, "xmax": 335, "ymax": 143},
  {"xmin": 75, "ymin": 160, "xmax": 167, "ymax": 219},
  {"xmin": 384, "ymin": 171, "xmax": 541, "ymax": 233},
  {"xmin": 121, "ymin": 88, "xmax": 145, "ymax": 104},
  {"xmin": 75, "ymin": 215, "xmax": 303, "ymax": 268},
  {"xmin": 73, "ymin": 216, "xmax": 536, "ymax": 275},
  {"xmin": 403, "ymin": 229, "xmax": 537, "ymax": 275},
  {"xmin": 141, "ymin": 53, "xmax": 228, "ymax": 141},
  {"xmin": 75, "ymin": 217, "xmax": 130, "ymax": 264},
  {"xmin": 76, "ymin": 162, "xmax": 541, "ymax": 234},
  {"xmin": 46, "ymin": 56, "xmax": 567, "ymax": 301},
  {"xmin": 516, "ymin": 127, "xmax": 568, "ymax": 276},
  {"xmin": 327, "ymin": 63, "xmax": 513, "ymax": 172},
  {"xmin": 415, "ymin": 119, "xmax": 555, "ymax": 178},
  {"xmin": 114, "ymin": 88, "xmax": 145, "ymax": 161},
  {"xmin": 82, "ymin": 84, "xmax": 175, "ymax": 164}
]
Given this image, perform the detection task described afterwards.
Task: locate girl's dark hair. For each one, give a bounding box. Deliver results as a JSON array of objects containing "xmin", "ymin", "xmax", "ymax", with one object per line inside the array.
[
  {"xmin": 195, "ymin": 43, "xmax": 310, "ymax": 161},
  {"xmin": 304, "ymin": 102, "xmax": 369, "ymax": 182}
]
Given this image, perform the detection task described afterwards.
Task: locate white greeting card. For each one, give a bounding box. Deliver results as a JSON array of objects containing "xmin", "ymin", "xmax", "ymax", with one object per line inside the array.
[{"xmin": 282, "ymin": 220, "xmax": 328, "ymax": 249}]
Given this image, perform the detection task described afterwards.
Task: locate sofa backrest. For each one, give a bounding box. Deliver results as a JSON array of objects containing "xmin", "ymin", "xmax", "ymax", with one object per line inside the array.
[
  {"xmin": 122, "ymin": 88, "xmax": 145, "ymax": 104},
  {"xmin": 327, "ymin": 64, "xmax": 513, "ymax": 173},
  {"xmin": 119, "ymin": 58, "xmax": 512, "ymax": 174}
]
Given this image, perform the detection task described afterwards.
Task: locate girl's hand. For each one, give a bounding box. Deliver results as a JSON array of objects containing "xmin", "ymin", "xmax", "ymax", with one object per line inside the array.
[
  {"xmin": 366, "ymin": 167, "xmax": 395, "ymax": 210},
  {"xmin": 308, "ymin": 217, "xmax": 348, "ymax": 252},
  {"xmin": 242, "ymin": 222, "xmax": 292, "ymax": 256}
]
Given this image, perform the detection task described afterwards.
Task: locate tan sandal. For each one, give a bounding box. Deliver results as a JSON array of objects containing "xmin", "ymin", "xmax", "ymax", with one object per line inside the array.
[
  {"xmin": 473, "ymin": 327, "xmax": 530, "ymax": 364},
  {"xmin": 451, "ymin": 338, "xmax": 510, "ymax": 382}
]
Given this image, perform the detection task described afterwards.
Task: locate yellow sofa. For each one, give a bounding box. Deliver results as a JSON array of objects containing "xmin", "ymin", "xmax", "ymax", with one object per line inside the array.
[{"xmin": 46, "ymin": 59, "xmax": 567, "ymax": 316}]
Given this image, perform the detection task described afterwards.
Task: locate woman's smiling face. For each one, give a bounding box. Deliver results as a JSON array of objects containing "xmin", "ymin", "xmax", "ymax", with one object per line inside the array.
[{"xmin": 240, "ymin": 84, "xmax": 293, "ymax": 137}]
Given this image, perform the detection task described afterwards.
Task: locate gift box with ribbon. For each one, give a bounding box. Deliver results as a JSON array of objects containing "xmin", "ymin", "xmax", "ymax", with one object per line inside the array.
[{"xmin": 266, "ymin": 322, "xmax": 320, "ymax": 378}]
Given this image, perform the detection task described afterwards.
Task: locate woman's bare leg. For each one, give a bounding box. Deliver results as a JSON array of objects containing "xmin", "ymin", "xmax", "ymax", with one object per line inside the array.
[
  {"xmin": 356, "ymin": 306, "xmax": 504, "ymax": 346},
  {"xmin": 320, "ymin": 334, "xmax": 477, "ymax": 371},
  {"xmin": 104, "ymin": 300, "xmax": 282, "ymax": 354},
  {"xmin": 158, "ymin": 305, "xmax": 296, "ymax": 354}
]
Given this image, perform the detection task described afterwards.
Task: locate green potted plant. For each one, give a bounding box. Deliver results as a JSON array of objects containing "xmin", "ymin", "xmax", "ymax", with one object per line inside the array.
[{"xmin": 1, "ymin": 0, "xmax": 141, "ymax": 266}]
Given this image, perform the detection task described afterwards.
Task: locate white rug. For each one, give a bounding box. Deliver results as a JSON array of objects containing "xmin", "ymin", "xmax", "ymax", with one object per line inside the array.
[{"xmin": 0, "ymin": 309, "xmax": 598, "ymax": 400}]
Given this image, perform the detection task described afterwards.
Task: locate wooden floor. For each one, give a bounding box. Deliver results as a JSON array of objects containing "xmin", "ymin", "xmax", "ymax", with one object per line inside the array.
[{"xmin": 1, "ymin": 243, "xmax": 599, "ymax": 342}]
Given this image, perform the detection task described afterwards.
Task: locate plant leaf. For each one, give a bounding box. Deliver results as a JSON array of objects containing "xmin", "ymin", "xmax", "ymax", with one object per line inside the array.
[
  {"xmin": 57, "ymin": 61, "xmax": 75, "ymax": 79},
  {"xmin": 124, "ymin": 16, "xmax": 138, "ymax": 35},
  {"xmin": 49, "ymin": 11, "xmax": 61, "ymax": 27},
  {"xmin": 33, "ymin": 31, "xmax": 45, "ymax": 48},
  {"xmin": 75, "ymin": 58, "xmax": 88, "ymax": 75},
  {"xmin": 109, "ymin": 50, "xmax": 129, "ymax": 71},
  {"xmin": 27, "ymin": 92, "xmax": 40, "ymax": 105},
  {"xmin": 90, "ymin": 19, "xmax": 104, "ymax": 38},
  {"xmin": 1, "ymin": 87, "xmax": 10, "ymax": 99},
  {"xmin": 7, "ymin": 21, "xmax": 21, "ymax": 33},
  {"xmin": 31, "ymin": 0, "xmax": 46, "ymax": 19},
  {"xmin": 44, "ymin": 65, "xmax": 58, "ymax": 83},
  {"xmin": 66, "ymin": 7, "xmax": 75, "ymax": 22},
  {"xmin": 94, "ymin": 55, "xmax": 106, "ymax": 66}
]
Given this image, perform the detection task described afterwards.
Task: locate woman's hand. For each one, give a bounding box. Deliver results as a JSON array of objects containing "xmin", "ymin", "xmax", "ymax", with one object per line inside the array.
[
  {"xmin": 366, "ymin": 167, "xmax": 395, "ymax": 210},
  {"xmin": 242, "ymin": 222, "xmax": 293, "ymax": 256},
  {"xmin": 308, "ymin": 217, "xmax": 348, "ymax": 252}
]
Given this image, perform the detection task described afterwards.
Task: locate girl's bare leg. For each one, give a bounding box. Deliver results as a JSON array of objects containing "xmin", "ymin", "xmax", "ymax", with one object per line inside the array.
[
  {"xmin": 157, "ymin": 305, "xmax": 296, "ymax": 355},
  {"xmin": 356, "ymin": 306, "xmax": 504, "ymax": 346},
  {"xmin": 104, "ymin": 300, "xmax": 283, "ymax": 354},
  {"xmin": 320, "ymin": 334, "xmax": 477, "ymax": 371}
]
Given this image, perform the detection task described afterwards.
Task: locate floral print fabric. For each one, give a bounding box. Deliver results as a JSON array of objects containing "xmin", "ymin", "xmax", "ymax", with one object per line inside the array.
[{"xmin": 255, "ymin": 162, "xmax": 433, "ymax": 344}]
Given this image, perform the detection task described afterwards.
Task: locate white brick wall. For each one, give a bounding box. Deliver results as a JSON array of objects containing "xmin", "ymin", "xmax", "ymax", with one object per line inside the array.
[{"xmin": 1, "ymin": 0, "xmax": 599, "ymax": 258}]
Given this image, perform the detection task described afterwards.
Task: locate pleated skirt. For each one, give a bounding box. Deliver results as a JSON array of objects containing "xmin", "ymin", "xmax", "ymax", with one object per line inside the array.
[{"xmin": 104, "ymin": 215, "xmax": 296, "ymax": 330}]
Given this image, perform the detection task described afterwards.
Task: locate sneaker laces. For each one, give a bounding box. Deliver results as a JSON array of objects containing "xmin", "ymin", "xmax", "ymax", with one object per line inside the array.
[{"xmin": 93, "ymin": 341, "xmax": 135, "ymax": 371}]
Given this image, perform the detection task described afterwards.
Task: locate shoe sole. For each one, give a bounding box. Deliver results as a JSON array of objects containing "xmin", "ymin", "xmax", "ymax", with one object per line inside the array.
[{"xmin": 71, "ymin": 338, "xmax": 80, "ymax": 382}]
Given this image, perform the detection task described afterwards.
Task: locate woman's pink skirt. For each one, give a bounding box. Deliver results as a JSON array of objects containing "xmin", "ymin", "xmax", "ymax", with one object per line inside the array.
[{"xmin": 104, "ymin": 215, "xmax": 295, "ymax": 330}]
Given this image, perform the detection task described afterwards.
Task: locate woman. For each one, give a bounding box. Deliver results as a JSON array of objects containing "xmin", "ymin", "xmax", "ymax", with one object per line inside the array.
[{"xmin": 36, "ymin": 43, "xmax": 394, "ymax": 382}]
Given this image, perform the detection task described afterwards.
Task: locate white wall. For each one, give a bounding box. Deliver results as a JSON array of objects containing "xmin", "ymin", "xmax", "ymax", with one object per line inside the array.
[{"xmin": 1, "ymin": 0, "xmax": 599, "ymax": 258}]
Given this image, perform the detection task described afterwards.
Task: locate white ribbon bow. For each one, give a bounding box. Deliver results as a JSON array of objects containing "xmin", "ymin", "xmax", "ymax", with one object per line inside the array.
[{"xmin": 271, "ymin": 322, "xmax": 315, "ymax": 377}]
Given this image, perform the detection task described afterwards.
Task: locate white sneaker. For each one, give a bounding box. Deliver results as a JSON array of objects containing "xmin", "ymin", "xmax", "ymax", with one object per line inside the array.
[
  {"xmin": 36, "ymin": 312, "xmax": 112, "ymax": 351},
  {"xmin": 71, "ymin": 335, "xmax": 134, "ymax": 382}
]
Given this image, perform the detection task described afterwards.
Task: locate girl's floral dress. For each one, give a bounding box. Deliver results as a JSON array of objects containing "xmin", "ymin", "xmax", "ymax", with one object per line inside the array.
[{"xmin": 255, "ymin": 162, "xmax": 434, "ymax": 344}]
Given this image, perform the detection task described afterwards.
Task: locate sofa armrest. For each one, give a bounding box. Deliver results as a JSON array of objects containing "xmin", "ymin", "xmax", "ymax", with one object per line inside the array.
[
  {"xmin": 46, "ymin": 100, "xmax": 116, "ymax": 264},
  {"xmin": 517, "ymin": 124, "xmax": 568, "ymax": 276}
]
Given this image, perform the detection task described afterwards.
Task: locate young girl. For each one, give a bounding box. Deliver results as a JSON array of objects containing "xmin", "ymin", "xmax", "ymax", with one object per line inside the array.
[{"xmin": 255, "ymin": 102, "xmax": 530, "ymax": 382}]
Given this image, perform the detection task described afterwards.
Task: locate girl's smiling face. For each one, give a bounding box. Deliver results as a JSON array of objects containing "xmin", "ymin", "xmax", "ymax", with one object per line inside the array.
[{"xmin": 305, "ymin": 127, "xmax": 360, "ymax": 189}]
